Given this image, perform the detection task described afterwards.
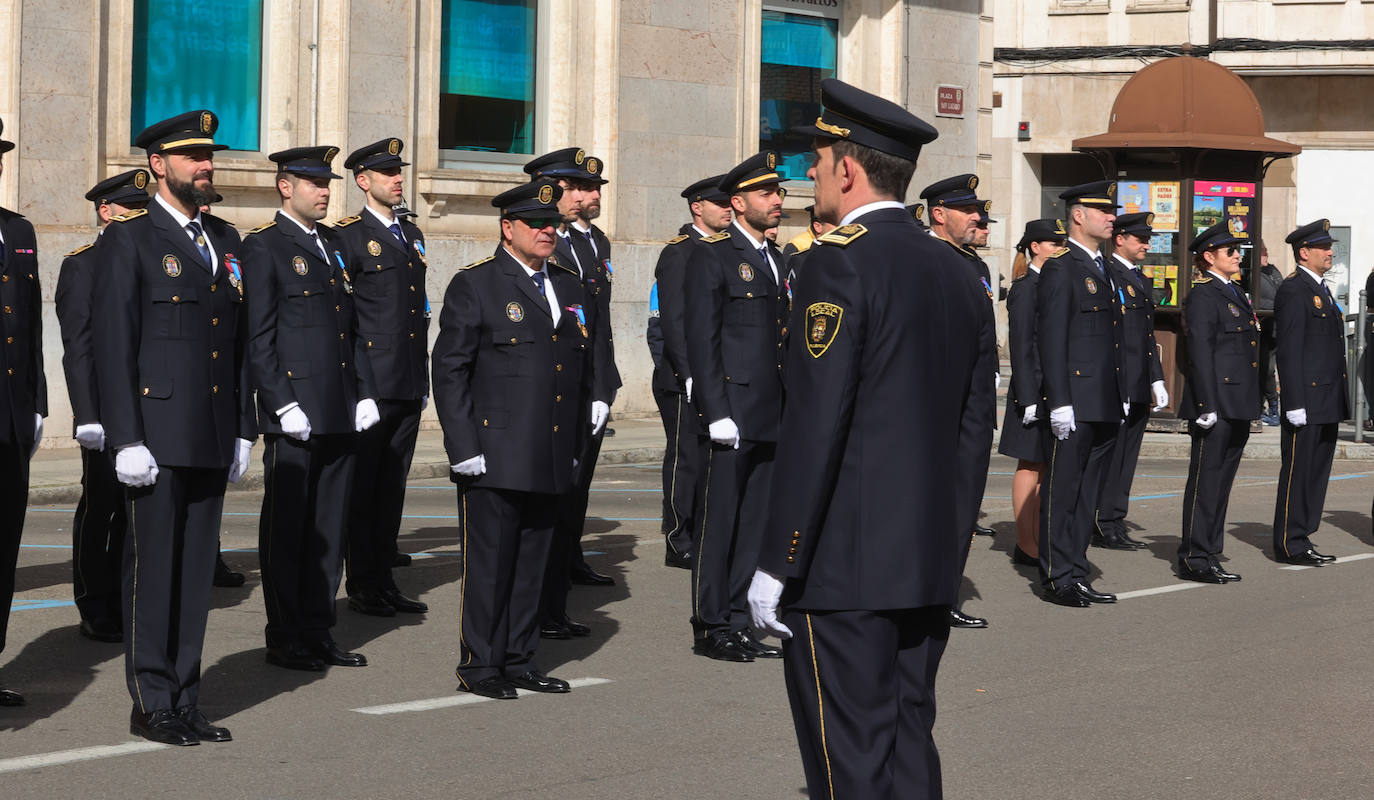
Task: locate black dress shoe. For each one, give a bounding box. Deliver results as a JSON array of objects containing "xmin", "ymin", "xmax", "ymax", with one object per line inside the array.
[
  {"xmin": 569, "ymin": 565, "xmax": 615, "ymax": 586},
  {"xmin": 1280, "ymin": 550, "xmax": 1326, "ymax": 567},
  {"xmin": 176, "ymin": 707, "xmax": 231, "ymax": 742},
  {"xmin": 460, "ymin": 676, "xmax": 517, "ymax": 700},
  {"xmin": 1310, "ymin": 549, "xmax": 1337, "ymax": 563},
  {"xmin": 0, "ymin": 688, "xmax": 24, "ymax": 707},
  {"xmin": 664, "ymin": 549, "xmax": 693, "ymax": 569},
  {"xmin": 348, "ymin": 589, "xmax": 397, "ymax": 617},
  {"xmin": 131, "ymin": 708, "xmax": 198, "ymax": 746},
  {"xmin": 509, "ymin": 670, "xmax": 571, "ymax": 693},
  {"xmin": 733, "ymin": 629, "xmax": 783, "ymax": 658},
  {"xmin": 312, "ymin": 641, "xmax": 367, "ymax": 667},
  {"xmin": 540, "ymin": 620, "xmax": 573, "ymax": 639},
  {"xmin": 1012, "ymin": 546, "xmax": 1039, "ymax": 567},
  {"xmin": 380, "ymin": 587, "xmax": 428, "ymax": 614},
  {"xmin": 1179, "ymin": 564, "xmax": 1227, "ymax": 584},
  {"xmin": 561, "ymin": 617, "xmax": 591, "ymax": 637},
  {"xmin": 393, "ymin": 552, "xmax": 413, "ymax": 567},
  {"xmin": 1118, "ymin": 532, "xmax": 1149, "ymax": 549},
  {"xmin": 80, "ymin": 619, "xmax": 123, "ymax": 643},
  {"xmin": 265, "ymin": 645, "xmax": 327, "ymax": 672},
  {"xmin": 693, "ymin": 630, "xmax": 753, "ymax": 662},
  {"xmin": 213, "ymin": 557, "xmax": 246, "ymax": 588},
  {"xmin": 1211, "ymin": 565, "xmax": 1242, "ymax": 582},
  {"xmin": 1092, "ymin": 532, "xmax": 1140, "ymax": 551},
  {"xmin": 1073, "ymin": 582, "xmax": 1117, "ymax": 603},
  {"xmin": 1043, "ymin": 587, "xmax": 1091, "ymax": 608},
  {"xmin": 972, "ymin": 524, "xmax": 995, "ymax": 536},
  {"xmin": 948, "ymin": 607, "xmax": 989, "ymax": 629}
]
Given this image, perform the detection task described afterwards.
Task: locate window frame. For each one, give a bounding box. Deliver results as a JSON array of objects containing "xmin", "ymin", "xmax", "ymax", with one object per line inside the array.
[{"xmin": 757, "ymin": 1, "xmax": 842, "ymax": 184}]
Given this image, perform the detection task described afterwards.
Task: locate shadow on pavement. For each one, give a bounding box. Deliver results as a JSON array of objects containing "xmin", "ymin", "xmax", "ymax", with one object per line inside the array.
[
  {"xmin": 12, "ymin": 560, "xmax": 75, "ymax": 595},
  {"xmin": 0, "ymin": 626, "xmax": 121, "ymax": 732},
  {"xmin": 540, "ymin": 530, "xmax": 636, "ymax": 674},
  {"xmin": 1321, "ymin": 509, "xmax": 1372, "ymax": 547}
]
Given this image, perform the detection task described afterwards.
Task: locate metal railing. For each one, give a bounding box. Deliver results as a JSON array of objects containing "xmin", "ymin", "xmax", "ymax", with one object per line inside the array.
[{"xmin": 1354, "ymin": 289, "xmax": 1368, "ymax": 443}]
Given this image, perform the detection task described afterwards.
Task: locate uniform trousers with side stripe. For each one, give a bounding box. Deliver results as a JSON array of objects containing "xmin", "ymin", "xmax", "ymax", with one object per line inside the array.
[
  {"xmin": 1038, "ymin": 421, "xmax": 1118, "ymax": 591},
  {"xmin": 690, "ymin": 438, "xmax": 774, "ymax": 637},
  {"xmin": 1177, "ymin": 418, "xmax": 1249, "ymax": 572},
  {"xmin": 1272, "ymin": 420, "xmax": 1338, "ymax": 559}
]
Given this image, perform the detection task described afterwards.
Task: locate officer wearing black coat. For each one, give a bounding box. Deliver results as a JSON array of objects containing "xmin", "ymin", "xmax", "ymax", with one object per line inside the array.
[
  {"xmin": 1273, "ymin": 219, "xmax": 1349, "ymax": 566},
  {"xmin": 243, "ymin": 146, "xmax": 378, "ymax": 671},
  {"xmin": 652, "ymin": 175, "xmax": 731, "ymax": 568},
  {"xmin": 0, "ymin": 117, "xmax": 47, "ymax": 708},
  {"xmin": 999, "ymin": 218, "xmax": 1064, "ymax": 467},
  {"xmin": 684, "ymin": 152, "xmax": 788, "ymax": 662},
  {"xmin": 1037, "ymin": 180, "xmax": 1127, "ymax": 608},
  {"xmin": 333, "ymin": 138, "xmax": 429, "ymax": 617},
  {"xmin": 749, "ymin": 79, "xmax": 994, "ymax": 800},
  {"xmin": 432, "ymin": 179, "xmax": 586, "ymax": 700},
  {"xmin": 1177, "ymin": 222, "xmax": 1257, "ymax": 583},
  {"xmin": 1095, "ymin": 212, "xmax": 1167, "ymax": 551},
  {"xmin": 93, "ymin": 110, "xmax": 254, "ymax": 745},
  {"xmin": 56, "ymin": 169, "xmax": 151, "ymax": 644}
]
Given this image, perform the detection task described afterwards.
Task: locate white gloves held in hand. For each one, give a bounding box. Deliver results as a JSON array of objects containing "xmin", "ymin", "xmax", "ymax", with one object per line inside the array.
[
  {"xmin": 453, "ymin": 454, "xmax": 487, "ymax": 477},
  {"xmin": 1151, "ymin": 380, "xmax": 1169, "ymax": 411},
  {"xmin": 75, "ymin": 423, "xmax": 105, "ymax": 452},
  {"xmin": 115, "ymin": 445, "xmax": 159, "ymax": 487},
  {"xmin": 1049, "ymin": 405, "xmax": 1076, "ymax": 441},
  {"xmin": 708, "ymin": 417, "xmax": 741, "ymax": 449},
  {"xmin": 228, "ymin": 438, "xmax": 253, "ymax": 483},
  {"xmin": 748, "ymin": 568, "xmax": 792, "ymax": 640},
  {"xmin": 1195, "ymin": 412, "xmax": 1218, "ymax": 430},
  {"xmin": 279, "ymin": 405, "xmax": 311, "ymax": 441},
  {"xmin": 1022, "ymin": 404, "xmax": 1039, "ymax": 426},
  {"xmin": 685, "ymin": 377, "xmax": 693, "ymax": 403},
  {"xmin": 355, "ymin": 398, "xmax": 381, "ymax": 432},
  {"xmin": 590, "ymin": 400, "xmax": 610, "ymax": 436},
  {"xmin": 1286, "ymin": 408, "xmax": 1307, "ymax": 427}
]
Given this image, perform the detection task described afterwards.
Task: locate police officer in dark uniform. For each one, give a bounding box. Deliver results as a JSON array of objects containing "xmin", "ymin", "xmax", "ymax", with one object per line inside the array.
[
  {"xmin": 1177, "ymin": 221, "xmax": 1257, "ymax": 583},
  {"xmin": 651, "ymin": 175, "xmax": 731, "ymax": 569},
  {"xmin": 242, "ymin": 146, "xmax": 378, "ymax": 671},
  {"xmin": 432, "ymin": 178, "xmax": 586, "ymax": 700},
  {"xmin": 748, "ymin": 78, "xmax": 993, "ymax": 800},
  {"xmin": 684, "ymin": 152, "xmax": 788, "ymax": 662},
  {"xmin": 93, "ymin": 110, "xmax": 254, "ymax": 744},
  {"xmin": 1037, "ymin": 180, "xmax": 1127, "ymax": 608},
  {"xmin": 0, "ymin": 118, "xmax": 47, "ymax": 707},
  {"xmin": 57, "ymin": 169, "xmax": 151, "ymax": 644},
  {"xmin": 333, "ymin": 138, "xmax": 429, "ymax": 617},
  {"xmin": 1273, "ymin": 220, "xmax": 1349, "ymax": 566},
  {"xmin": 1095, "ymin": 212, "xmax": 1169, "ymax": 551}
]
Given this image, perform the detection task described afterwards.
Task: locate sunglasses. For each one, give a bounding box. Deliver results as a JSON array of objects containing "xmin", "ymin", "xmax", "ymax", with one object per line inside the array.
[
  {"xmin": 1219, "ymin": 246, "xmax": 1239, "ymax": 256},
  {"xmin": 514, "ymin": 216, "xmax": 560, "ymax": 230}
]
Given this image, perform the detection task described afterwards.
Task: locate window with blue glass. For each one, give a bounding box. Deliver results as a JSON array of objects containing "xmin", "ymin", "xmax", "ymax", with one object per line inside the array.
[
  {"xmin": 440, "ymin": 0, "xmax": 537, "ymax": 155},
  {"xmin": 760, "ymin": 9, "xmax": 838, "ymax": 181},
  {"xmin": 131, "ymin": 0, "xmax": 264, "ymax": 152}
]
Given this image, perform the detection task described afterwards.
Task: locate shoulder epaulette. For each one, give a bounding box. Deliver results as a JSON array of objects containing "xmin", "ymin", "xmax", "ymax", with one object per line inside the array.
[
  {"xmin": 665, "ymin": 234, "xmax": 689, "ymax": 245},
  {"xmin": 246, "ymin": 220, "xmax": 276, "ymax": 235},
  {"xmin": 816, "ymin": 223, "xmax": 868, "ymax": 247},
  {"xmin": 64, "ymin": 243, "xmax": 94, "ymax": 258},
  {"xmin": 700, "ymin": 230, "xmax": 730, "ymax": 244},
  {"xmin": 549, "ymin": 258, "xmax": 579, "ymax": 276},
  {"xmin": 111, "ymin": 208, "xmax": 148, "ymax": 223},
  {"xmin": 1194, "ymin": 276, "xmax": 1213, "ymax": 284},
  {"xmin": 1050, "ymin": 246, "xmax": 1070, "ymax": 258},
  {"xmin": 461, "ymin": 255, "xmax": 495, "ymax": 271},
  {"xmin": 960, "ymin": 245, "xmax": 981, "ymax": 259},
  {"xmin": 334, "ymin": 215, "xmax": 361, "ymax": 227}
]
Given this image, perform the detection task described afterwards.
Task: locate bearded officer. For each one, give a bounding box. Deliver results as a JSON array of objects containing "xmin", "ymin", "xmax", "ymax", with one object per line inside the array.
[
  {"xmin": 0, "ymin": 118, "xmax": 47, "ymax": 707},
  {"xmin": 432, "ymin": 178, "xmax": 586, "ymax": 700},
  {"xmin": 333, "ymin": 138, "xmax": 429, "ymax": 617},
  {"xmin": 749, "ymin": 78, "xmax": 994, "ymax": 800},
  {"xmin": 57, "ymin": 169, "xmax": 151, "ymax": 644},
  {"xmin": 1273, "ymin": 220, "xmax": 1349, "ymax": 566},
  {"xmin": 242, "ymin": 146, "xmax": 379, "ymax": 672},
  {"xmin": 93, "ymin": 110, "xmax": 255, "ymax": 744}
]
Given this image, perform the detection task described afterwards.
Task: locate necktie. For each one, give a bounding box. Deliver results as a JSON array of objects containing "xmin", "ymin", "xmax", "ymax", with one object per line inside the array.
[
  {"xmin": 531, "ymin": 270, "xmax": 547, "ymax": 298},
  {"xmin": 1226, "ymin": 281, "xmax": 1243, "ymax": 302},
  {"xmin": 1093, "ymin": 255, "xmax": 1107, "ymax": 279},
  {"xmin": 308, "ymin": 230, "xmax": 327, "ymax": 260},
  {"xmin": 389, "ymin": 222, "xmax": 405, "ymax": 244},
  {"xmin": 580, "ymin": 229, "xmax": 597, "ymax": 258},
  {"xmin": 187, "ymin": 221, "xmax": 212, "ymax": 267}
]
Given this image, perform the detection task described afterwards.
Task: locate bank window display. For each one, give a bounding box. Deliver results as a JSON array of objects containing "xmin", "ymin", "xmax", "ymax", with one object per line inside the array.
[
  {"xmin": 440, "ymin": 0, "xmax": 537, "ymax": 156},
  {"xmin": 131, "ymin": 0, "xmax": 264, "ymax": 152},
  {"xmin": 759, "ymin": 6, "xmax": 838, "ymax": 181}
]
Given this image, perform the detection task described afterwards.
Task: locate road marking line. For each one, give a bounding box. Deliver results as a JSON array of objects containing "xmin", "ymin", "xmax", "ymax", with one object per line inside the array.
[
  {"xmin": 0, "ymin": 742, "xmax": 167, "ymax": 774},
  {"xmin": 352, "ymin": 677, "xmax": 613, "ymax": 715},
  {"xmin": 1280, "ymin": 552, "xmax": 1374, "ymax": 571},
  {"xmin": 1116, "ymin": 583, "xmax": 1207, "ymax": 600}
]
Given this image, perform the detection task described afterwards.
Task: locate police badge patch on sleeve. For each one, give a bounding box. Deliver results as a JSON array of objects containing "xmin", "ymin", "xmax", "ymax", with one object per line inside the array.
[{"xmin": 806, "ymin": 302, "xmax": 843, "ymax": 358}]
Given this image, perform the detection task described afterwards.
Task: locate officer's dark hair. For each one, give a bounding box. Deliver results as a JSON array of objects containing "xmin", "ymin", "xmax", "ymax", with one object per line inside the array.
[{"xmin": 829, "ymin": 140, "xmax": 915, "ymax": 200}]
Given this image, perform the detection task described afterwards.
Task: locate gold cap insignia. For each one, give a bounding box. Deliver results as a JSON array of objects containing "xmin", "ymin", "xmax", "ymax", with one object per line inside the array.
[
  {"xmin": 1145, "ymin": 213, "xmax": 1155, "ymax": 226},
  {"xmin": 805, "ymin": 302, "xmax": 844, "ymax": 358},
  {"xmin": 766, "ymin": 152, "xmax": 776, "ymax": 169},
  {"xmin": 200, "ymin": 112, "xmax": 214, "ymax": 134},
  {"xmin": 814, "ymin": 117, "xmax": 851, "ymax": 138},
  {"xmin": 163, "ymin": 255, "xmax": 181, "ymax": 277},
  {"xmin": 983, "ymin": 200, "xmax": 992, "ymax": 213},
  {"xmin": 968, "ymin": 176, "xmax": 979, "ymax": 190},
  {"xmin": 1054, "ymin": 219, "xmax": 1066, "ymax": 235},
  {"xmin": 134, "ymin": 170, "xmax": 148, "ymax": 189},
  {"xmin": 1107, "ymin": 182, "xmax": 1117, "ymax": 196},
  {"xmin": 367, "ymin": 240, "xmax": 382, "ymax": 256},
  {"xmin": 292, "ymin": 255, "xmax": 308, "ymax": 276},
  {"xmin": 1323, "ymin": 219, "xmax": 1330, "ymax": 231},
  {"xmin": 387, "ymin": 139, "xmax": 401, "ymax": 155},
  {"xmin": 324, "ymin": 146, "xmax": 338, "ymax": 163},
  {"xmin": 506, "ymin": 302, "xmax": 524, "ymax": 322},
  {"xmin": 574, "ymin": 149, "xmax": 586, "ymax": 165},
  {"xmin": 586, "ymin": 158, "xmax": 600, "ymax": 175},
  {"xmin": 538, "ymin": 184, "xmax": 554, "ymax": 204},
  {"xmin": 1085, "ymin": 277, "xmax": 1098, "ymax": 294}
]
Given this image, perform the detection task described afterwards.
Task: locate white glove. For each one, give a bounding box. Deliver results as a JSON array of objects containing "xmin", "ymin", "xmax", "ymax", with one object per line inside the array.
[
  {"xmin": 685, "ymin": 377, "xmax": 693, "ymax": 403},
  {"xmin": 453, "ymin": 454, "xmax": 486, "ymax": 476},
  {"xmin": 355, "ymin": 398, "xmax": 381, "ymax": 432},
  {"xmin": 748, "ymin": 568, "xmax": 793, "ymax": 640},
  {"xmin": 228, "ymin": 438, "xmax": 253, "ymax": 483},
  {"xmin": 994, "ymin": 372, "xmax": 1002, "ymax": 390},
  {"xmin": 421, "ymin": 394, "xmax": 429, "ymax": 412},
  {"xmin": 279, "ymin": 405, "xmax": 311, "ymax": 441},
  {"xmin": 590, "ymin": 400, "xmax": 610, "ymax": 436},
  {"xmin": 1286, "ymin": 408, "xmax": 1307, "ymax": 427},
  {"xmin": 1195, "ymin": 412, "xmax": 1218, "ymax": 430},
  {"xmin": 1123, "ymin": 401, "xmax": 1131, "ymax": 419},
  {"xmin": 1151, "ymin": 380, "xmax": 1169, "ymax": 411},
  {"xmin": 115, "ymin": 445, "xmax": 159, "ymax": 488},
  {"xmin": 75, "ymin": 423, "xmax": 105, "ymax": 451},
  {"xmin": 1022, "ymin": 404, "xmax": 1039, "ymax": 426},
  {"xmin": 1049, "ymin": 405, "xmax": 1076, "ymax": 441},
  {"xmin": 708, "ymin": 417, "xmax": 741, "ymax": 449},
  {"xmin": 31, "ymin": 413, "xmax": 43, "ymax": 458}
]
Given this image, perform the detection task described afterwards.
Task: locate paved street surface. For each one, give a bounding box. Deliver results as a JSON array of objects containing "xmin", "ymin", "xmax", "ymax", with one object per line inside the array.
[{"xmin": 3, "ymin": 454, "xmax": 1374, "ymax": 798}]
